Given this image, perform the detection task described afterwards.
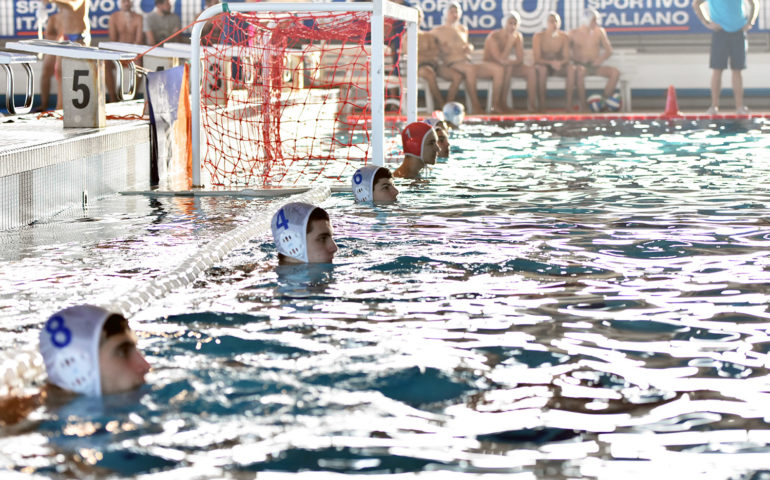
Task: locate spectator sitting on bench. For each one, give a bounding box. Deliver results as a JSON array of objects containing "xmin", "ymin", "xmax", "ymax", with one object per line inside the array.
[
  {"xmin": 533, "ymin": 11, "xmax": 576, "ymax": 111},
  {"xmin": 106, "ymin": 0, "xmax": 144, "ymax": 103},
  {"xmin": 431, "ymin": 2, "xmax": 510, "ymax": 114},
  {"xmin": 483, "ymin": 11, "xmax": 536, "ymax": 112},
  {"xmin": 569, "ymin": 9, "xmax": 619, "ymax": 111},
  {"xmin": 415, "ymin": 7, "xmax": 448, "ymax": 109}
]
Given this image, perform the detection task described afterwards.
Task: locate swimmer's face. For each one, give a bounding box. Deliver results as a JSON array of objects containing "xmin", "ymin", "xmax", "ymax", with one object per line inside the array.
[
  {"xmin": 446, "ymin": 6, "xmax": 460, "ymax": 23},
  {"xmin": 435, "ymin": 127, "xmax": 450, "ymax": 158},
  {"xmin": 306, "ymin": 219, "xmax": 338, "ymax": 263},
  {"xmin": 158, "ymin": 0, "xmax": 172, "ymax": 13},
  {"xmin": 422, "ymin": 130, "xmax": 439, "ymax": 165},
  {"xmin": 120, "ymin": 0, "xmax": 133, "ymax": 11},
  {"xmin": 372, "ymin": 177, "xmax": 399, "ymax": 203},
  {"xmin": 548, "ymin": 13, "xmax": 561, "ymax": 30},
  {"xmin": 505, "ymin": 16, "xmax": 518, "ymax": 33},
  {"xmin": 99, "ymin": 330, "xmax": 150, "ymax": 395}
]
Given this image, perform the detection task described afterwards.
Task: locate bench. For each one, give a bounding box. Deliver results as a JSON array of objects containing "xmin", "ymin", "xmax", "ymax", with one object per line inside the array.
[
  {"xmin": 6, "ymin": 40, "xmax": 136, "ymax": 127},
  {"xmin": 417, "ymin": 48, "xmax": 635, "ymax": 114},
  {"xmin": 0, "ymin": 51, "xmax": 37, "ymax": 115}
]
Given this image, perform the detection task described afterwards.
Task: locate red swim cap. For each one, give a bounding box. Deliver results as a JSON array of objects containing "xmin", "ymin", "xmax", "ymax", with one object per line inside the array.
[{"xmin": 401, "ymin": 122, "xmax": 434, "ymax": 160}]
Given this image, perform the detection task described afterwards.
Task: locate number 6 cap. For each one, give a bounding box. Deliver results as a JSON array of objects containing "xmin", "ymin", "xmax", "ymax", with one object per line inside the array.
[
  {"xmin": 352, "ymin": 165, "xmax": 381, "ymax": 203},
  {"xmin": 39, "ymin": 304, "xmax": 110, "ymax": 397},
  {"xmin": 271, "ymin": 202, "xmax": 316, "ymax": 263}
]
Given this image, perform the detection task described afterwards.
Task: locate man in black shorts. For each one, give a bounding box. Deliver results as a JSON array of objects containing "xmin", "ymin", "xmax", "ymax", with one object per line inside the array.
[{"xmin": 693, "ymin": 0, "xmax": 759, "ymax": 114}]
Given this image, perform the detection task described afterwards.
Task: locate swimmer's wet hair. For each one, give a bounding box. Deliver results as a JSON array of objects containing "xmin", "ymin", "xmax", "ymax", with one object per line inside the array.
[
  {"xmin": 373, "ymin": 167, "xmax": 393, "ymax": 186},
  {"xmin": 100, "ymin": 314, "xmax": 129, "ymax": 346}
]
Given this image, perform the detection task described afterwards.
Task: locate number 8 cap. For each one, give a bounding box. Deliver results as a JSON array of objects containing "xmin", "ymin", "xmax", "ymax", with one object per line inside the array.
[
  {"xmin": 352, "ymin": 165, "xmax": 382, "ymax": 203},
  {"xmin": 39, "ymin": 304, "xmax": 110, "ymax": 397},
  {"xmin": 271, "ymin": 202, "xmax": 316, "ymax": 263}
]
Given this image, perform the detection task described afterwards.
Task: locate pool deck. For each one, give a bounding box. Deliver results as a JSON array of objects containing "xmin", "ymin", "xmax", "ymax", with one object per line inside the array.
[{"xmin": 0, "ymin": 101, "xmax": 150, "ymax": 230}]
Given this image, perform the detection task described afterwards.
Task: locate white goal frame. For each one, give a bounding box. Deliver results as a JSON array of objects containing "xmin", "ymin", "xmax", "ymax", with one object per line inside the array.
[{"xmin": 189, "ymin": 0, "xmax": 419, "ymax": 187}]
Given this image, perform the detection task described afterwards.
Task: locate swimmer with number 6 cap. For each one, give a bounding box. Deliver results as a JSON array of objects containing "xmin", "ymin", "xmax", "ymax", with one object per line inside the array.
[
  {"xmin": 272, "ymin": 202, "xmax": 338, "ymax": 264},
  {"xmin": 352, "ymin": 165, "xmax": 399, "ymax": 203},
  {"xmin": 393, "ymin": 121, "xmax": 439, "ymax": 179}
]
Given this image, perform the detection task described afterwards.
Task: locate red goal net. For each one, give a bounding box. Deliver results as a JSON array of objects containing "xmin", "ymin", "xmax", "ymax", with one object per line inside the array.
[{"xmin": 198, "ymin": 10, "xmax": 405, "ymax": 187}]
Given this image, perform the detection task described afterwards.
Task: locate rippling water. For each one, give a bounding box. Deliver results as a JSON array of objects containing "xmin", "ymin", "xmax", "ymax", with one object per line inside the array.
[{"xmin": 3, "ymin": 119, "xmax": 770, "ymax": 478}]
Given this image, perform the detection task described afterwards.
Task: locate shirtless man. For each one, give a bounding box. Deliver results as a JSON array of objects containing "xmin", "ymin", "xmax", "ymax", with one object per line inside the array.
[
  {"xmin": 106, "ymin": 0, "xmax": 144, "ymax": 103},
  {"xmin": 483, "ymin": 11, "xmax": 536, "ymax": 112},
  {"xmin": 431, "ymin": 2, "xmax": 509, "ymax": 114},
  {"xmin": 569, "ymin": 9, "xmax": 619, "ymax": 111},
  {"xmin": 533, "ymin": 11, "xmax": 576, "ymax": 111},
  {"xmin": 43, "ymin": 0, "xmax": 90, "ymax": 109},
  {"xmin": 415, "ymin": 8, "xmax": 450, "ymax": 109}
]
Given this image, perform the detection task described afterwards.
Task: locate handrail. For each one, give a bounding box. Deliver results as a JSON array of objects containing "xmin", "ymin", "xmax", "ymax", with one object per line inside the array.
[{"xmin": 0, "ymin": 51, "xmax": 37, "ymax": 115}]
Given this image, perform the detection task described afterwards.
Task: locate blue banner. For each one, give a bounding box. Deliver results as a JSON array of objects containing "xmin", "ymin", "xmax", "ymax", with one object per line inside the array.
[{"xmin": 2, "ymin": 0, "xmax": 767, "ymax": 38}]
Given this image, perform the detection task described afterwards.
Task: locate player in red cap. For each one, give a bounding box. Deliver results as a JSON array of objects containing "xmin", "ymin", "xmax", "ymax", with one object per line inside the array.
[{"xmin": 394, "ymin": 122, "xmax": 439, "ymax": 179}]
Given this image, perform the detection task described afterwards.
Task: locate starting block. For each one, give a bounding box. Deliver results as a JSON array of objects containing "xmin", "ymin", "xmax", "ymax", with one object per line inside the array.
[
  {"xmin": 99, "ymin": 41, "xmax": 187, "ymax": 73},
  {"xmin": 0, "ymin": 51, "xmax": 37, "ymax": 115},
  {"xmin": 5, "ymin": 40, "xmax": 136, "ymax": 128}
]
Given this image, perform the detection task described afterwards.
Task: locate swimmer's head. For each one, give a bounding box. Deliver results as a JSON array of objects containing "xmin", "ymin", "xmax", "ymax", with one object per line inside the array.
[
  {"xmin": 40, "ymin": 305, "xmax": 150, "ymax": 397},
  {"xmin": 443, "ymin": 1, "xmax": 462, "ymax": 24},
  {"xmin": 402, "ymin": 121, "xmax": 439, "ymax": 166},
  {"xmin": 582, "ymin": 8, "xmax": 601, "ymax": 27},
  {"xmin": 442, "ymin": 101, "xmax": 465, "ymax": 127},
  {"xmin": 272, "ymin": 203, "xmax": 337, "ymax": 264},
  {"xmin": 506, "ymin": 11, "xmax": 521, "ymax": 32},
  {"xmin": 434, "ymin": 125, "xmax": 450, "ymax": 158},
  {"xmin": 353, "ymin": 165, "xmax": 398, "ymax": 203},
  {"xmin": 547, "ymin": 11, "xmax": 561, "ymax": 29}
]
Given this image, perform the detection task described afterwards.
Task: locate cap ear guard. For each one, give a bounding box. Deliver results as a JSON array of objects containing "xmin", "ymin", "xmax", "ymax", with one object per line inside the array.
[
  {"xmin": 401, "ymin": 122, "xmax": 434, "ymax": 162},
  {"xmin": 271, "ymin": 202, "xmax": 316, "ymax": 262},
  {"xmin": 39, "ymin": 305, "xmax": 111, "ymax": 397}
]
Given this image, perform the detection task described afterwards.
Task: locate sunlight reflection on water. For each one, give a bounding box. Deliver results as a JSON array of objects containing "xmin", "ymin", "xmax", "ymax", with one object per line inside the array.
[{"xmin": 2, "ymin": 119, "xmax": 770, "ymax": 478}]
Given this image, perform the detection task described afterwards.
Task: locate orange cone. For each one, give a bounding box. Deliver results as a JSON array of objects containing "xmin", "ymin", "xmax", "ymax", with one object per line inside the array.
[{"xmin": 663, "ymin": 85, "xmax": 681, "ymax": 118}]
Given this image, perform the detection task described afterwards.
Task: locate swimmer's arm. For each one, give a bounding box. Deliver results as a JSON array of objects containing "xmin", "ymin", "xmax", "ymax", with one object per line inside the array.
[
  {"xmin": 512, "ymin": 33, "xmax": 524, "ymax": 66},
  {"xmin": 597, "ymin": 28, "xmax": 613, "ymax": 65},
  {"xmin": 692, "ymin": 0, "xmax": 716, "ymax": 29},
  {"xmin": 745, "ymin": 0, "xmax": 759, "ymax": 30}
]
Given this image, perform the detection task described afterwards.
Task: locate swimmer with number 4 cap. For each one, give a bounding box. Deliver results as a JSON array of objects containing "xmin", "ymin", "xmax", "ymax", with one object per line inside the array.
[
  {"xmin": 352, "ymin": 165, "xmax": 399, "ymax": 203},
  {"xmin": 393, "ymin": 122, "xmax": 439, "ymax": 179},
  {"xmin": 272, "ymin": 202, "xmax": 338, "ymax": 264}
]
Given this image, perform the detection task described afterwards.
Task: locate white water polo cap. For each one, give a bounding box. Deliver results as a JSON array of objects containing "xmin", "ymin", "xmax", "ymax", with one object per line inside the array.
[
  {"xmin": 272, "ymin": 202, "xmax": 317, "ymax": 262},
  {"xmin": 443, "ymin": 102, "xmax": 465, "ymax": 127},
  {"xmin": 39, "ymin": 304, "xmax": 110, "ymax": 397},
  {"xmin": 352, "ymin": 165, "xmax": 383, "ymax": 203}
]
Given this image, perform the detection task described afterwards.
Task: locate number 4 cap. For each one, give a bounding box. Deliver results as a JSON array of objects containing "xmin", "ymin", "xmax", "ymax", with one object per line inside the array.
[
  {"xmin": 271, "ymin": 202, "xmax": 317, "ymax": 263},
  {"xmin": 352, "ymin": 165, "xmax": 382, "ymax": 203},
  {"xmin": 39, "ymin": 304, "xmax": 110, "ymax": 397}
]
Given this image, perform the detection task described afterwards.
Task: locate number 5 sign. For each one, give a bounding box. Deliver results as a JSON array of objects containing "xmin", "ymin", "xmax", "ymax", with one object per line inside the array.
[{"xmin": 62, "ymin": 58, "xmax": 106, "ymax": 128}]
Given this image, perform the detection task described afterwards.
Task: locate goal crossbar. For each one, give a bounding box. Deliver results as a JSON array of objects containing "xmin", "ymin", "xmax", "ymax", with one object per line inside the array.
[{"xmin": 189, "ymin": 0, "xmax": 419, "ymax": 187}]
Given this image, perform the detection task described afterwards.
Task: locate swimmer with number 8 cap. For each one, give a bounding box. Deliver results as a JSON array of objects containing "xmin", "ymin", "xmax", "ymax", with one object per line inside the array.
[
  {"xmin": 39, "ymin": 305, "xmax": 150, "ymax": 397},
  {"xmin": 393, "ymin": 121, "xmax": 439, "ymax": 179},
  {"xmin": 272, "ymin": 202, "xmax": 338, "ymax": 264},
  {"xmin": 352, "ymin": 165, "xmax": 399, "ymax": 203}
]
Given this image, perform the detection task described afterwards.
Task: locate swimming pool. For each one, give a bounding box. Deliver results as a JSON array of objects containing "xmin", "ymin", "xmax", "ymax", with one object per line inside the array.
[{"xmin": 2, "ymin": 118, "xmax": 770, "ymax": 478}]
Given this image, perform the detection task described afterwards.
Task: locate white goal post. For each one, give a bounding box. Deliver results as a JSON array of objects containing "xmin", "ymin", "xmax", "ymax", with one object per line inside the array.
[{"xmin": 188, "ymin": 0, "xmax": 420, "ymax": 188}]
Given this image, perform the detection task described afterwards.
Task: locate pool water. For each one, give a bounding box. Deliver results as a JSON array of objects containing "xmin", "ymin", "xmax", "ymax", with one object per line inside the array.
[{"xmin": 3, "ymin": 119, "xmax": 770, "ymax": 478}]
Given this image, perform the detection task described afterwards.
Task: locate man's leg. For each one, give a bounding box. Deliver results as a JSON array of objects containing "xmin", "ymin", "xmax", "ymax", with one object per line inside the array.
[
  {"xmin": 710, "ymin": 69, "xmax": 723, "ymax": 110},
  {"xmin": 597, "ymin": 65, "xmax": 619, "ymax": 99},
  {"xmin": 105, "ymin": 61, "xmax": 117, "ymax": 103},
  {"xmin": 565, "ymin": 64, "xmax": 576, "ymax": 110},
  {"xmin": 575, "ymin": 65, "xmax": 587, "ymax": 111},
  {"xmin": 419, "ymin": 66, "xmax": 445, "ymax": 108},
  {"xmin": 502, "ymin": 64, "xmax": 514, "ymax": 109},
  {"xmin": 732, "ymin": 69, "xmax": 744, "ymax": 110},
  {"xmin": 437, "ymin": 65, "xmax": 463, "ymax": 105},
  {"xmin": 534, "ymin": 64, "xmax": 547, "ymax": 110},
  {"xmin": 39, "ymin": 54, "xmax": 56, "ymax": 111},
  {"xmin": 474, "ymin": 62, "xmax": 508, "ymax": 113}
]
